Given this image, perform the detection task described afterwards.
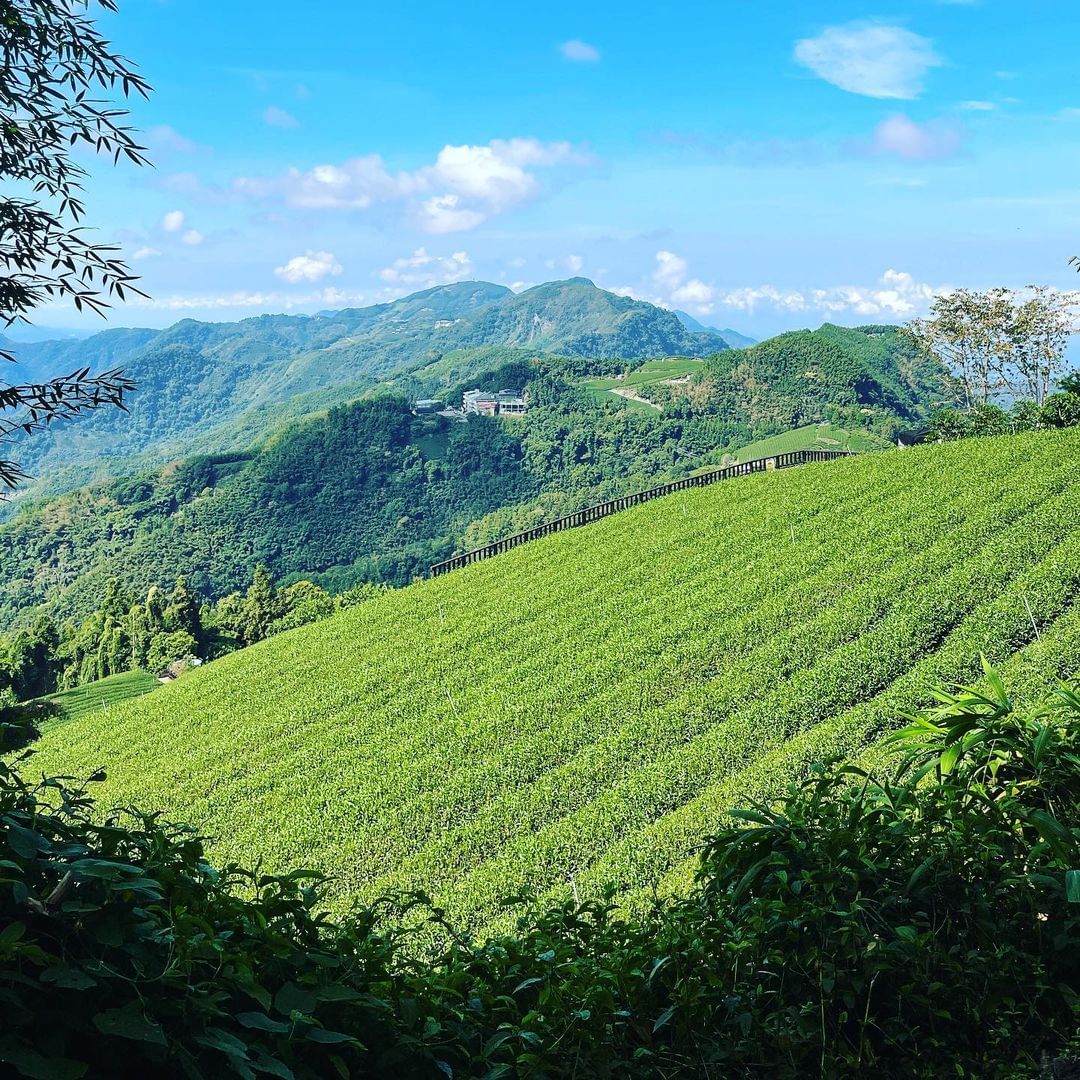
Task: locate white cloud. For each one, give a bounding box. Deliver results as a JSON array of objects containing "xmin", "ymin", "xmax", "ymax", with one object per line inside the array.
[
  {"xmin": 566, "ymin": 254, "xmax": 584, "ymax": 273},
  {"xmin": 426, "ymin": 145, "xmax": 540, "ymax": 209},
  {"xmin": 377, "ymin": 247, "xmax": 473, "ymax": 287},
  {"xmin": 263, "ymin": 105, "xmax": 299, "ymax": 128},
  {"xmin": 416, "ymin": 194, "xmax": 487, "ymax": 234},
  {"xmin": 559, "ymin": 39, "xmax": 600, "ymax": 62},
  {"xmin": 719, "ymin": 269, "xmax": 942, "ymax": 317},
  {"xmin": 132, "ymin": 246, "xmax": 161, "ymax": 260},
  {"xmin": 867, "ymin": 114, "xmax": 962, "ymax": 160},
  {"xmin": 233, "ymin": 137, "xmax": 592, "ymax": 233},
  {"xmin": 240, "ymin": 156, "xmax": 403, "ymax": 209},
  {"xmin": 794, "ymin": 22, "xmax": 941, "ymax": 99},
  {"xmin": 132, "ymin": 287, "xmax": 368, "ymax": 313},
  {"xmin": 160, "ymin": 209, "xmax": 185, "ymax": 233},
  {"xmin": 146, "ymin": 125, "xmax": 199, "ymax": 154},
  {"xmin": 652, "ymin": 251, "xmax": 716, "ymax": 315},
  {"xmin": 653, "ymin": 250, "xmax": 688, "ymax": 290},
  {"xmin": 957, "ymin": 99, "xmax": 995, "ymax": 111},
  {"xmin": 156, "ymin": 172, "xmax": 212, "ymax": 198},
  {"xmin": 671, "ymin": 279, "xmax": 716, "ymax": 308},
  {"xmin": 317, "ymin": 287, "xmax": 365, "ymax": 306},
  {"xmin": 611, "ymin": 260, "xmax": 947, "ymax": 323},
  {"xmin": 274, "ymin": 250, "xmax": 344, "ymax": 284},
  {"xmin": 181, "ymin": 229, "xmax": 204, "ymax": 246}
]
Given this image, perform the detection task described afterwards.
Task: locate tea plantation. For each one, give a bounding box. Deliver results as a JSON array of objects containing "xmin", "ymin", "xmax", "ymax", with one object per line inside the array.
[{"xmin": 21, "ymin": 427, "xmax": 1080, "ymax": 932}]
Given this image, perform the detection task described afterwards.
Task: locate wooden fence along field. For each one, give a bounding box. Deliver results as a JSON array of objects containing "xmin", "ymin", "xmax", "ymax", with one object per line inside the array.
[{"xmin": 431, "ymin": 448, "xmax": 854, "ymax": 577}]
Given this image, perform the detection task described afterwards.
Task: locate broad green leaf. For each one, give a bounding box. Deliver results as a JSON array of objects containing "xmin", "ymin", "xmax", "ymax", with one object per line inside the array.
[
  {"xmin": 303, "ymin": 1029, "xmax": 354, "ymax": 1045},
  {"xmin": 92, "ymin": 1001, "xmax": 167, "ymax": 1047},
  {"xmin": 236, "ymin": 1012, "xmax": 290, "ymax": 1034},
  {"xmin": 273, "ymin": 982, "xmax": 317, "ymax": 1018},
  {"xmin": 39, "ymin": 966, "xmax": 96, "ymax": 991},
  {"xmin": 1066, "ymin": 869, "xmax": 1080, "ymax": 904},
  {"xmin": 194, "ymin": 1027, "xmax": 251, "ymax": 1058},
  {"xmin": 5, "ymin": 823, "xmax": 42, "ymax": 859},
  {"xmin": 653, "ymin": 1006, "xmax": 675, "ymax": 1033}
]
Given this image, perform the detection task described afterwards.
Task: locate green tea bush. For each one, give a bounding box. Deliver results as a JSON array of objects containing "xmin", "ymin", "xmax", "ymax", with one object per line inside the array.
[{"xmin": 3, "ymin": 670, "xmax": 1078, "ymax": 1078}]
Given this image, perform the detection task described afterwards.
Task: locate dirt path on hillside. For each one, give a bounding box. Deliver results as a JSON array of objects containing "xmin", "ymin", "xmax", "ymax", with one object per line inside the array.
[{"xmin": 609, "ymin": 387, "xmax": 662, "ymax": 410}]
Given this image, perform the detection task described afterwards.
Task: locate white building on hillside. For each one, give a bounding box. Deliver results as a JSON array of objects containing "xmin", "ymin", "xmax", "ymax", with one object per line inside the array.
[{"xmin": 462, "ymin": 388, "xmax": 528, "ymax": 416}]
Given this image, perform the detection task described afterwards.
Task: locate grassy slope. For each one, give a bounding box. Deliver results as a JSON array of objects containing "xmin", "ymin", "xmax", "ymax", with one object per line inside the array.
[
  {"xmin": 23, "ymin": 429, "xmax": 1080, "ymax": 934},
  {"xmin": 582, "ymin": 358, "xmax": 705, "ymax": 407},
  {"xmin": 583, "ymin": 357, "xmax": 705, "ymax": 389},
  {"xmin": 39, "ymin": 670, "xmax": 159, "ymax": 731},
  {"xmin": 731, "ymin": 422, "xmax": 892, "ymax": 461}
]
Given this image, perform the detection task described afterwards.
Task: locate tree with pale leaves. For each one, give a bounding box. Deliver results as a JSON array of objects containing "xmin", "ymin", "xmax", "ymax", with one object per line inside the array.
[
  {"xmin": 1002, "ymin": 286, "xmax": 1076, "ymax": 405},
  {"xmin": 904, "ymin": 286, "xmax": 1076, "ymax": 409}
]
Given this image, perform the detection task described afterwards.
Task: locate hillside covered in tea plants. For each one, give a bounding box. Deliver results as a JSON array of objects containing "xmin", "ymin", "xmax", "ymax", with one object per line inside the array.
[{"xmin": 22, "ymin": 427, "xmax": 1080, "ymax": 932}]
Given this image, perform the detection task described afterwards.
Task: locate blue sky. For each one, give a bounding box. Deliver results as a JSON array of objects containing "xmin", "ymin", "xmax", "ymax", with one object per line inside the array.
[{"xmin": 44, "ymin": 0, "xmax": 1080, "ymax": 337}]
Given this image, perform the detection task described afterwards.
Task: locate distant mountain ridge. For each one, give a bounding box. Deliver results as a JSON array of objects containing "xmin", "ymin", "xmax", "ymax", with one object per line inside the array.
[
  {"xmin": 5, "ymin": 278, "xmax": 729, "ymax": 501},
  {"xmin": 673, "ymin": 310, "xmax": 757, "ymax": 349}
]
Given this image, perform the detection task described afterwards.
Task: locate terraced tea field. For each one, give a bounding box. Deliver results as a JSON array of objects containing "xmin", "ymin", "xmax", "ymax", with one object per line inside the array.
[
  {"xmin": 583, "ymin": 357, "xmax": 704, "ymax": 408},
  {"xmin": 38, "ymin": 670, "xmax": 159, "ymax": 731},
  {"xmin": 22, "ymin": 428, "xmax": 1080, "ymax": 933},
  {"xmin": 731, "ymin": 422, "xmax": 892, "ymax": 460}
]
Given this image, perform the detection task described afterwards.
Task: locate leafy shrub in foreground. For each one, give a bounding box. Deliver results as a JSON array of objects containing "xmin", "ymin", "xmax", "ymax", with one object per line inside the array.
[{"xmin": 2, "ymin": 669, "xmax": 1079, "ymax": 1078}]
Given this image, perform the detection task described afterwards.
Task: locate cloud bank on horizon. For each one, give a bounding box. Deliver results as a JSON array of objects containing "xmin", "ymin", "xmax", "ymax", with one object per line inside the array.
[{"xmin": 39, "ymin": 0, "xmax": 1080, "ymax": 337}]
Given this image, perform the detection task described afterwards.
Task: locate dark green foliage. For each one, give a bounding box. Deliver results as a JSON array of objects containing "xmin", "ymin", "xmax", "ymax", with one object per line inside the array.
[
  {"xmin": 689, "ymin": 667, "xmax": 1080, "ymax": 1074},
  {"xmin": 1043, "ymin": 388, "xmax": 1080, "ymax": 429},
  {"xmin": 0, "ymin": 566, "xmax": 387, "ymax": 721},
  {"xmin": 502, "ymin": 324, "xmax": 939, "ymax": 508},
  {"xmin": 969, "ymin": 401, "xmax": 1013, "ymax": 436},
  {"xmin": 238, "ymin": 566, "xmax": 278, "ymax": 646},
  {"xmin": 0, "ymin": 398, "xmax": 533, "ymax": 629},
  {"xmin": 0, "ymin": 618, "xmax": 59, "ymax": 703},
  {"xmin": 927, "ymin": 378, "xmax": 1080, "ymax": 441},
  {"xmin": 672, "ymin": 323, "xmax": 945, "ymax": 436},
  {"xmin": 926, "ymin": 406, "xmax": 972, "ymax": 441},
  {"xmin": 143, "ymin": 630, "xmax": 196, "ymax": 673},
  {"xmin": 162, "ymin": 577, "xmax": 201, "ymax": 640},
  {"xmin": 267, "ymin": 582, "xmax": 334, "ymax": 636},
  {"xmin": 453, "ymin": 277, "xmax": 718, "ymax": 359},
  {"xmin": 2, "ymin": 672, "xmax": 1078, "ymax": 1077}
]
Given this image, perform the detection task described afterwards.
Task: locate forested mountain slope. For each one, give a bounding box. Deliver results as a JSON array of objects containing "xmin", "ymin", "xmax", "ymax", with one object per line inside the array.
[
  {"xmin": 651, "ymin": 322, "xmax": 944, "ymax": 428},
  {"xmin": 25, "ymin": 427, "xmax": 1080, "ymax": 933},
  {"xmin": 450, "ymin": 278, "xmax": 716, "ymax": 357},
  {"xmin": 0, "ymin": 399, "xmax": 531, "ymax": 626},
  {"xmin": 5, "ymin": 279, "xmax": 725, "ymax": 502}
]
